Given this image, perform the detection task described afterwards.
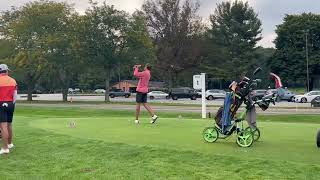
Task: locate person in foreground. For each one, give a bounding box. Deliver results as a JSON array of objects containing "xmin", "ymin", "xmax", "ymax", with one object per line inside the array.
[
  {"xmin": 133, "ymin": 63, "xmax": 158, "ymax": 124},
  {"xmin": 0, "ymin": 64, "xmax": 17, "ymax": 155}
]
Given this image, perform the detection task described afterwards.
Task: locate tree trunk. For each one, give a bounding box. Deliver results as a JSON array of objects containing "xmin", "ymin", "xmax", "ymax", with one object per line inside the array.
[
  {"xmin": 309, "ymin": 77, "xmax": 314, "ymax": 91},
  {"xmin": 168, "ymin": 70, "xmax": 174, "ymax": 89},
  {"xmin": 27, "ymin": 83, "xmax": 33, "ymax": 101},
  {"xmin": 174, "ymin": 72, "xmax": 179, "ymax": 87},
  {"xmin": 62, "ymin": 87, "xmax": 68, "ymax": 102},
  {"xmin": 59, "ymin": 69, "xmax": 69, "ymax": 102},
  {"xmin": 105, "ymin": 70, "xmax": 110, "ymax": 102}
]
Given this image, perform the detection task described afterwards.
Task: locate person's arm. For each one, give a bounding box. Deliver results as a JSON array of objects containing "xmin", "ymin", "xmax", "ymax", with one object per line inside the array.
[
  {"xmin": 134, "ymin": 68, "xmax": 145, "ymax": 78},
  {"xmin": 270, "ymin": 72, "xmax": 283, "ymax": 89},
  {"xmin": 13, "ymin": 84, "xmax": 17, "ymax": 104},
  {"xmin": 13, "ymin": 90, "xmax": 17, "ymax": 104}
]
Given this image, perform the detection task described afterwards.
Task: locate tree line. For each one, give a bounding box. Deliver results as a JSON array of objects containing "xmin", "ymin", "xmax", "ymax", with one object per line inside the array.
[{"xmin": 0, "ymin": 0, "xmax": 319, "ymax": 101}]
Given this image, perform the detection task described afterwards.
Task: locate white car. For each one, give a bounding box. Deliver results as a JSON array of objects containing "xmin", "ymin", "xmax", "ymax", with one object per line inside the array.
[
  {"xmin": 68, "ymin": 88, "xmax": 81, "ymax": 94},
  {"xmin": 294, "ymin": 91, "xmax": 320, "ymax": 103},
  {"xmin": 206, "ymin": 89, "xmax": 226, "ymax": 100},
  {"xmin": 147, "ymin": 91, "xmax": 169, "ymax": 100},
  {"xmin": 94, "ymin": 89, "xmax": 106, "ymax": 94}
]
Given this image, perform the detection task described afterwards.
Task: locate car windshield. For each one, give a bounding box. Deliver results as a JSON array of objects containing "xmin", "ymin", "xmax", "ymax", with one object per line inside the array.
[{"xmin": 305, "ymin": 92, "xmax": 315, "ymax": 95}]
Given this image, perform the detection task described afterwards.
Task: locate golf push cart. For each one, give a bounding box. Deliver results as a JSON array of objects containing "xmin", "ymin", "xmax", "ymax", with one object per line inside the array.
[{"xmin": 203, "ymin": 67, "xmax": 278, "ymax": 147}]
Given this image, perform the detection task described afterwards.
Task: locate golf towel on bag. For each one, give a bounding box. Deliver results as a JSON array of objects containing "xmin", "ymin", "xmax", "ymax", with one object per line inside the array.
[{"xmin": 222, "ymin": 93, "xmax": 233, "ymax": 133}]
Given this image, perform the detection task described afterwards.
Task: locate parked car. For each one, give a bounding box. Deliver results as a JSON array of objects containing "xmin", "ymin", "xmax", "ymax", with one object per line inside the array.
[
  {"xmin": 68, "ymin": 88, "xmax": 81, "ymax": 94},
  {"xmin": 265, "ymin": 88, "xmax": 295, "ymax": 102},
  {"xmin": 311, "ymin": 96, "xmax": 320, "ymax": 107},
  {"xmin": 251, "ymin": 89, "xmax": 267, "ymax": 101},
  {"xmin": 109, "ymin": 89, "xmax": 131, "ymax": 98},
  {"xmin": 169, "ymin": 87, "xmax": 198, "ymax": 100},
  {"xmin": 32, "ymin": 89, "xmax": 43, "ymax": 94},
  {"xmin": 147, "ymin": 91, "xmax": 169, "ymax": 100},
  {"xmin": 196, "ymin": 90, "xmax": 202, "ymax": 97},
  {"xmin": 206, "ymin": 89, "xmax": 226, "ymax": 100},
  {"xmin": 195, "ymin": 89, "xmax": 207, "ymax": 98},
  {"xmin": 94, "ymin": 89, "xmax": 106, "ymax": 94},
  {"xmin": 294, "ymin": 91, "xmax": 320, "ymax": 103}
]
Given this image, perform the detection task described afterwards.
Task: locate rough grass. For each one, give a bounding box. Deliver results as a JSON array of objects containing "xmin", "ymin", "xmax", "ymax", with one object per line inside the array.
[{"xmin": 1, "ymin": 106, "xmax": 319, "ymax": 179}]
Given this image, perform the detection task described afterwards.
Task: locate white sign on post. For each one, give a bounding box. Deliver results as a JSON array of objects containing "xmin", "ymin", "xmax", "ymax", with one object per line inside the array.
[
  {"xmin": 193, "ymin": 75, "xmax": 202, "ymax": 90},
  {"xmin": 193, "ymin": 73, "xmax": 206, "ymax": 118}
]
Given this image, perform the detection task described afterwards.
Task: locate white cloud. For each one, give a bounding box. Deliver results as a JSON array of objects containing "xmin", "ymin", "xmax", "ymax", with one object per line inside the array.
[
  {"xmin": 258, "ymin": 33, "xmax": 276, "ymax": 48},
  {"xmin": 61, "ymin": 0, "xmax": 144, "ymax": 14}
]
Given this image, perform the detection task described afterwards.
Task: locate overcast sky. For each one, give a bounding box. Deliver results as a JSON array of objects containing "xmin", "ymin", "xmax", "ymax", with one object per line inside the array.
[{"xmin": 1, "ymin": 0, "xmax": 320, "ymax": 48}]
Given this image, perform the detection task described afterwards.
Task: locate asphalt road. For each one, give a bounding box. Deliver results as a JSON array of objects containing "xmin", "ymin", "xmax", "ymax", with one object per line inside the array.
[
  {"xmin": 17, "ymin": 101, "xmax": 320, "ymax": 115},
  {"xmin": 18, "ymin": 93, "xmax": 312, "ymax": 108}
]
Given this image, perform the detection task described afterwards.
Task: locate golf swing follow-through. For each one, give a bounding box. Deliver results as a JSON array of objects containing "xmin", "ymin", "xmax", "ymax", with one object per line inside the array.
[{"xmin": 133, "ymin": 63, "xmax": 158, "ymax": 124}]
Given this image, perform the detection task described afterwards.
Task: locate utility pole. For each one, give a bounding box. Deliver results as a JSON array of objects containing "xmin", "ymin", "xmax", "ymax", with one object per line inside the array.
[{"xmin": 305, "ymin": 30, "xmax": 310, "ymax": 92}]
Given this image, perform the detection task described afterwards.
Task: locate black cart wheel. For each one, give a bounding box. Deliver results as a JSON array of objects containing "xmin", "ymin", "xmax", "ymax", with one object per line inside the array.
[{"xmin": 317, "ymin": 130, "xmax": 320, "ymax": 148}]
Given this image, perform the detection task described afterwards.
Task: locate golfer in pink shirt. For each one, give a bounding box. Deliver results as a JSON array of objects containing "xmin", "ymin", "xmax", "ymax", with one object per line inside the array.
[{"xmin": 133, "ymin": 63, "xmax": 158, "ymax": 124}]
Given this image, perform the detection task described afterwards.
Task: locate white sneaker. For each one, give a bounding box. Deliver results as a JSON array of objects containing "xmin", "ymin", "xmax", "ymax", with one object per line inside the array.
[
  {"xmin": 150, "ymin": 115, "xmax": 158, "ymax": 124},
  {"xmin": 0, "ymin": 148, "xmax": 9, "ymax": 155},
  {"xmin": 135, "ymin": 120, "xmax": 140, "ymax": 124},
  {"xmin": 8, "ymin": 144, "xmax": 14, "ymax": 149}
]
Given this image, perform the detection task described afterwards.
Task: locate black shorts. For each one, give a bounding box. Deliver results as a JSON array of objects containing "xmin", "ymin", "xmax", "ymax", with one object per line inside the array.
[
  {"xmin": 136, "ymin": 92, "xmax": 147, "ymax": 103},
  {"xmin": 0, "ymin": 102, "xmax": 15, "ymax": 123}
]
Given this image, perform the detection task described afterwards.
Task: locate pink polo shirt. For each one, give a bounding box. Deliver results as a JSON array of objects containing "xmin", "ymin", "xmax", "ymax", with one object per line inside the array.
[{"xmin": 134, "ymin": 68, "xmax": 150, "ymax": 93}]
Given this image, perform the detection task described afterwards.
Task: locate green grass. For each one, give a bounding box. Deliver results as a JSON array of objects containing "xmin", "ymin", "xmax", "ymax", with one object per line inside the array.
[
  {"xmin": 290, "ymin": 87, "xmax": 307, "ymax": 95},
  {"xmin": 16, "ymin": 100, "xmax": 320, "ymax": 110},
  {"xmin": 1, "ymin": 106, "xmax": 320, "ymax": 179},
  {"xmin": 17, "ymin": 99, "xmax": 208, "ymax": 107}
]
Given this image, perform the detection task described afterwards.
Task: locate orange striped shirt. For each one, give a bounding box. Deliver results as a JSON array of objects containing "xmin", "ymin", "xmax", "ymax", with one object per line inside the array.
[{"xmin": 0, "ymin": 74, "xmax": 17, "ymax": 102}]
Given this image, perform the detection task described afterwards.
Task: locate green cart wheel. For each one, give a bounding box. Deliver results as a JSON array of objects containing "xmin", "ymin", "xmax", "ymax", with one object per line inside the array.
[
  {"xmin": 245, "ymin": 127, "xmax": 260, "ymax": 142},
  {"xmin": 203, "ymin": 127, "xmax": 219, "ymax": 143},
  {"xmin": 236, "ymin": 129, "xmax": 254, "ymax": 147}
]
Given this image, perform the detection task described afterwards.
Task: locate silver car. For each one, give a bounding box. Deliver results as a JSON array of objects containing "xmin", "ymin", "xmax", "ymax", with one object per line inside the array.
[
  {"xmin": 206, "ymin": 89, "xmax": 226, "ymax": 100},
  {"xmin": 147, "ymin": 91, "xmax": 169, "ymax": 100}
]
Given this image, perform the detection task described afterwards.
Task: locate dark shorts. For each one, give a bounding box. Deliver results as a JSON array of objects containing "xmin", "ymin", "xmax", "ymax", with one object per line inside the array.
[
  {"xmin": 0, "ymin": 102, "xmax": 15, "ymax": 123},
  {"xmin": 136, "ymin": 92, "xmax": 147, "ymax": 103}
]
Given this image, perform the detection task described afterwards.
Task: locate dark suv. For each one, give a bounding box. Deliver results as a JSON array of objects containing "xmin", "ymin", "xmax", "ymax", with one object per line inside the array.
[
  {"xmin": 266, "ymin": 88, "xmax": 296, "ymax": 102},
  {"xmin": 109, "ymin": 89, "xmax": 131, "ymax": 98},
  {"xmin": 169, "ymin": 87, "xmax": 198, "ymax": 100},
  {"xmin": 311, "ymin": 96, "xmax": 320, "ymax": 107}
]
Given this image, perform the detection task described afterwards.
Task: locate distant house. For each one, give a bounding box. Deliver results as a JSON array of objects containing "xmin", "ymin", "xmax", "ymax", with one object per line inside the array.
[{"xmin": 112, "ymin": 80, "xmax": 166, "ymax": 92}]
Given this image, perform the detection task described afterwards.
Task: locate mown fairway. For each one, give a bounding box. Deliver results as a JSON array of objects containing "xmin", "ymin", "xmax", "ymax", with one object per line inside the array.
[{"xmin": 1, "ymin": 105, "xmax": 320, "ymax": 179}]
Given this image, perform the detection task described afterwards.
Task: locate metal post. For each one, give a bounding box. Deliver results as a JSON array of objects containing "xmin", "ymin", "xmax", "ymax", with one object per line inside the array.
[
  {"xmin": 201, "ymin": 73, "xmax": 206, "ymax": 118},
  {"xmin": 305, "ymin": 31, "xmax": 310, "ymax": 92}
]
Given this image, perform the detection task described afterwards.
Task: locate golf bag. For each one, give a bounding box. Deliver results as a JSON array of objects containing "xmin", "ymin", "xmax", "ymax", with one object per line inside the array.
[
  {"xmin": 214, "ymin": 68, "xmax": 262, "ymax": 133},
  {"xmin": 215, "ymin": 92, "xmax": 243, "ymax": 133}
]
